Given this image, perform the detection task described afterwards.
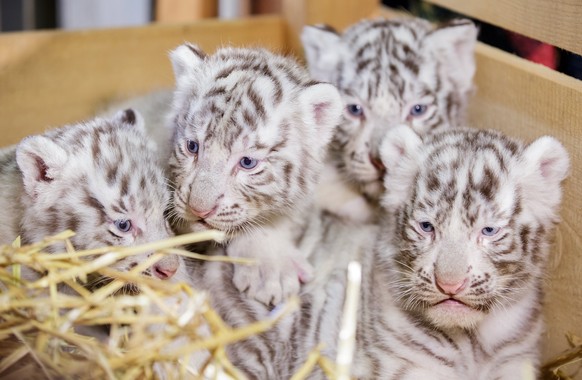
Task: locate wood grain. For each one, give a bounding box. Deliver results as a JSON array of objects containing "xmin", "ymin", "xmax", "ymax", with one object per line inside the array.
[
  {"xmin": 0, "ymin": 16, "xmax": 284, "ymax": 146},
  {"xmin": 281, "ymin": 0, "xmax": 378, "ymax": 56},
  {"xmin": 155, "ymin": 0, "xmax": 217, "ymax": 21},
  {"xmin": 469, "ymin": 42, "xmax": 582, "ymax": 366},
  {"xmin": 426, "ymin": 0, "xmax": 582, "ymax": 56}
]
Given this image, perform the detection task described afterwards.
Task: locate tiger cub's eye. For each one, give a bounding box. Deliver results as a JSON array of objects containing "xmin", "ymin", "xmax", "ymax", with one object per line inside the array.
[{"xmin": 240, "ymin": 157, "xmax": 258, "ymax": 170}]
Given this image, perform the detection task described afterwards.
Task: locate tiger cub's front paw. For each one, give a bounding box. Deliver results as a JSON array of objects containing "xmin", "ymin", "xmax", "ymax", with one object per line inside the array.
[{"xmin": 231, "ymin": 252, "xmax": 313, "ymax": 306}]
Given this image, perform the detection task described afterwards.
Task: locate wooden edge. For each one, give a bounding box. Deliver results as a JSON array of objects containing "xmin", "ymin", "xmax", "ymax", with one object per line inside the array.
[
  {"xmin": 425, "ymin": 0, "xmax": 582, "ymax": 56},
  {"xmin": 281, "ymin": 0, "xmax": 378, "ymax": 57},
  {"xmin": 0, "ymin": 15, "xmax": 285, "ymax": 146},
  {"xmin": 155, "ymin": 0, "xmax": 218, "ymax": 22}
]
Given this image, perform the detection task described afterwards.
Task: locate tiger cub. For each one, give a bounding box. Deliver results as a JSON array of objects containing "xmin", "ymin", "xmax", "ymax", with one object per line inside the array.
[
  {"xmin": 0, "ymin": 109, "xmax": 186, "ymax": 285},
  {"xmin": 295, "ymin": 126, "xmax": 570, "ymax": 379},
  {"xmin": 166, "ymin": 44, "xmax": 342, "ymax": 305},
  {"xmin": 301, "ymin": 17, "xmax": 478, "ymax": 222}
]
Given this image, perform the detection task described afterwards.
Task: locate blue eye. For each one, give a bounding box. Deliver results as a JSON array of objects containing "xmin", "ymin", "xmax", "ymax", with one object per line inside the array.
[
  {"xmin": 482, "ymin": 227, "xmax": 500, "ymax": 236},
  {"xmin": 419, "ymin": 221, "xmax": 434, "ymax": 233},
  {"xmin": 346, "ymin": 104, "xmax": 364, "ymax": 118},
  {"xmin": 114, "ymin": 219, "xmax": 132, "ymax": 233},
  {"xmin": 409, "ymin": 104, "xmax": 428, "ymax": 117},
  {"xmin": 186, "ymin": 140, "xmax": 199, "ymax": 154},
  {"xmin": 240, "ymin": 156, "xmax": 258, "ymax": 170}
]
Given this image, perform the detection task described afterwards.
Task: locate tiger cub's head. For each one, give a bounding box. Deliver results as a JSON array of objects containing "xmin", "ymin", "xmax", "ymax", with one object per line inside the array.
[
  {"xmin": 378, "ymin": 126, "xmax": 569, "ymax": 330},
  {"xmin": 302, "ymin": 18, "xmax": 477, "ymax": 200},
  {"xmin": 167, "ymin": 44, "xmax": 342, "ymax": 235},
  {"xmin": 16, "ymin": 109, "xmax": 184, "ymax": 285}
]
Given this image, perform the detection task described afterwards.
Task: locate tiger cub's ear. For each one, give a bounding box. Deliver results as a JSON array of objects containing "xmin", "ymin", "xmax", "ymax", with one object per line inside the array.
[
  {"xmin": 379, "ymin": 125, "xmax": 423, "ymax": 210},
  {"xmin": 112, "ymin": 108, "xmax": 146, "ymax": 134},
  {"xmin": 169, "ymin": 43, "xmax": 208, "ymax": 85},
  {"xmin": 518, "ymin": 136, "xmax": 570, "ymax": 221},
  {"xmin": 16, "ymin": 135, "xmax": 68, "ymax": 198},
  {"xmin": 297, "ymin": 82, "xmax": 343, "ymax": 150},
  {"xmin": 301, "ymin": 25, "xmax": 344, "ymax": 83},
  {"xmin": 423, "ymin": 19, "xmax": 478, "ymax": 94}
]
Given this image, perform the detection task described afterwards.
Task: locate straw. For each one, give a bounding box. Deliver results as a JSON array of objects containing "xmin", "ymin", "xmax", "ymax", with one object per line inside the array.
[{"xmin": 0, "ymin": 229, "xmax": 360, "ymax": 379}]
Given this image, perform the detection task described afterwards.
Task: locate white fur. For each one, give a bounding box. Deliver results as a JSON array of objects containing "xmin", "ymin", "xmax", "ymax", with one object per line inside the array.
[
  {"xmin": 518, "ymin": 136, "xmax": 570, "ymax": 222},
  {"xmin": 1, "ymin": 110, "xmax": 187, "ymax": 290},
  {"xmin": 379, "ymin": 124, "xmax": 423, "ymax": 210},
  {"xmin": 302, "ymin": 18, "xmax": 478, "ymax": 223},
  {"xmin": 166, "ymin": 44, "xmax": 343, "ymax": 305},
  {"xmin": 286, "ymin": 127, "xmax": 570, "ymax": 379}
]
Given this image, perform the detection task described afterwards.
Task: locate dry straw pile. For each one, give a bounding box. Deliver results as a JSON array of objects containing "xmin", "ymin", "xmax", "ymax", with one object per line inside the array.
[{"xmin": 0, "ymin": 230, "xmax": 322, "ymax": 379}]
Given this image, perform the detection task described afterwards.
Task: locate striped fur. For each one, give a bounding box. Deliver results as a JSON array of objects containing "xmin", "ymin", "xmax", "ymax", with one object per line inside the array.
[
  {"xmin": 0, "ymin": 110, "xmax": 186, "ymax": 286},
  {"xmin": 302, "ymin": 17, "xmax": 477, "ymax": 222},
  {"xmin": 188, "ymin": 211, "xmax": 370, "ymax": 379},
  {"xmin": 166, "ymin": 44, "xmax": 342, "ymax": 305},
  {"xmin": 292, "ymin": 127, "xmax": 570, "ymax": 379},
  {"xmin": 193, "ymin": 127, "xmax": 569, "ymax": 379}
]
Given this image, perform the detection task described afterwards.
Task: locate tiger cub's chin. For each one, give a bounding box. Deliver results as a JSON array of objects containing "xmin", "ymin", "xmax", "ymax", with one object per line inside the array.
[{"xmin": 425, "ymin": 300, "xmax": 485, "ymax": 330}]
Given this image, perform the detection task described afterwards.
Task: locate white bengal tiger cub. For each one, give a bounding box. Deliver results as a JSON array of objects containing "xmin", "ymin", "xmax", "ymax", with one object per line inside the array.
[
  {"xmin": 0, "ymin": 109, "xmax": 186, "ymax": 286},
  {"xmin": 166, "ymin": 43, "xmax": 342, "ymax": 305},
  {"xmin": 293, "ymin": 126, "xmax": 570, "ymax": 379},
  {"xmin": 301, "ymin": 17, "xmax": 478, "ymax": 222}
]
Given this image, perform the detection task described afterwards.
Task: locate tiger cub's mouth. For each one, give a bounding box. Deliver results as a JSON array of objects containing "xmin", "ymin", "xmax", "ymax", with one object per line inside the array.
[
  {"xmin": 427, "ymin": 296, "xmax": 486, "ymax": 329},
  {"xmin": 434, "ymin": 298, "xmax": 470, "ymax": 308},
  {"xmin": 194, "ymin": 218, "xmax": 213, "ymax": 230}
]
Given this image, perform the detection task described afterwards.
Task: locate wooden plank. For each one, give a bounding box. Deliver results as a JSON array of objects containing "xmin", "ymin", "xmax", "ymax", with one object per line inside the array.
[
  {"xmin": 155, "ymin": 0, "xmax": 217, "ymax": 21},
  {"xmin": 469, "ymin": 42, "xmax": 582, "ymax": 365},
  {"xmin": 0, "ymin": 15, "xmax": 284, "ymax": 146},
  {"xmin": 252, "ymin": 0, "xmax": 281, "ymax": 15},
  {"xmin": 281, "ymin": 0, "xmax": 378, "ymax": 56},
  {"xmin": 425, "ymin": 0, "xmax": 582, "ymax": 56}
]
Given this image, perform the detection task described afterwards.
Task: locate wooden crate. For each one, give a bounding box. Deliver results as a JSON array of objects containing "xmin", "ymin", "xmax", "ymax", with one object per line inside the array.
[{"xmin": 0, "ymin": 0, "xmax": 580, "ymax": 375}]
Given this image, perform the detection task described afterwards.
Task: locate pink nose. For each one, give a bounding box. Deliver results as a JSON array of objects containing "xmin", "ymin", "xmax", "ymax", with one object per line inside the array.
[
  {"xmin": 190, "ymin": 206, "xmax": 216, "ymax": 219},
  {"xmin": 436, "ymin": 277, "xmax": 468, "ymax": 295},
  {"xmin": 153, "ymin": 263, "xmax": 177, "ymax": 280}
]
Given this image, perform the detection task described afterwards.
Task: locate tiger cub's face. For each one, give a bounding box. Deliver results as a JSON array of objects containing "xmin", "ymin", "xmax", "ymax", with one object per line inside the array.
[
  {"xmin": 302, "ymin": 18, "xmax": 477, "ymax": 200},
  {"xmin": 379, "ymin": 127, "xmax": 569, "ymax": 329},
  {"xmin": 16, "ymin": 110, "xmax": 182, "ymax": 283},
  {"xmin": 167, "ymin": 44, "xmax": 342, "ymax": 234}
]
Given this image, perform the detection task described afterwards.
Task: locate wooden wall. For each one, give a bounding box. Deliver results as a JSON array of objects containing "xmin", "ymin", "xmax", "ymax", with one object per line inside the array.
[
  {"xmin": 0, "ymin": 16, "xmax": 284, "ymax": 146},
  {"xmin": 427, "ymin": 0, "xmax": 582, "ymax": 55}
]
